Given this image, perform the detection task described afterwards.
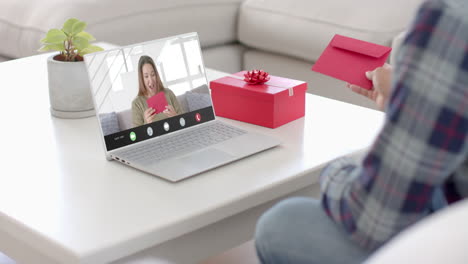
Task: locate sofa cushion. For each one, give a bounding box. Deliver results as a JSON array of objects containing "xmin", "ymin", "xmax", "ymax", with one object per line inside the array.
[
  {"xmin": 203, "ymin": 44, "xmax": 246, "ymax": 74},
  {"xmin": 0, "ymin": 55, "xmax": 10, "ymax": 62},
  {"xmin": 191, "ymin": 84, "xmax": 210, "ymax": 94},
  {"xmin": 239, "ymin": 0, "xmax": 423, "ymax": 62},
  {"xmin": 176, "ymin": 93, "xmax": 190, "ymax": 114},
  {"xmin": 116, "ymin": 109, "xmax": 133, "ymax": 131},
  {"xmin": 0, "ymin": 0, "xmax": 243, "ymax": 59},
  {"xmin": 185, "ymin": 91, "xmax": 212, "ymax": 112},
  {"xmin": 99, "ymin": 112, "xmax": 120, "ymax": 136}
]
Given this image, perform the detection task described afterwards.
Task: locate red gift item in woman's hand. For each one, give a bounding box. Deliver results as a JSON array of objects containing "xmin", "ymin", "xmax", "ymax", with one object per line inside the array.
[{"xmin": 244, "ymin": 69, "xmax": 270, "ymax": 84}]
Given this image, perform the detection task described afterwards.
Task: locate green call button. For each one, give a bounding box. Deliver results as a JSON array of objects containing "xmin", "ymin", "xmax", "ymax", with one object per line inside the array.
[{"xmin": 130, "ymin": 131, "xmax": 136, "ymax": 141}]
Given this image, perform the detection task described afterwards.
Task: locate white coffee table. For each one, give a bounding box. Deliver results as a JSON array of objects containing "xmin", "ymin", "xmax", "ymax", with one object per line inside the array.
[{"xmin": 0, "ymin": 53, "xmax": 384, "ymax": 264}]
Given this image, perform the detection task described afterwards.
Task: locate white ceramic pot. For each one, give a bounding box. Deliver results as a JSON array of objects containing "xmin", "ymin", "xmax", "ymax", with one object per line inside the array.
[{"xmin": 47, "ymin": 54, "xmax": 95, "ymax": 118}]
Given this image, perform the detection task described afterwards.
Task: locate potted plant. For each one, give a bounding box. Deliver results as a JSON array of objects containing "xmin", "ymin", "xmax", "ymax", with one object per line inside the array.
[{"xmin": 39, "ymin": 18, "xmax": 103, "ymax": 118}]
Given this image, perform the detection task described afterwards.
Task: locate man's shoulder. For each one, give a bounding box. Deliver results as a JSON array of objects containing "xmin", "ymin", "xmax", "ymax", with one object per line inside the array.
[{"xmin": 424, "ymin": 0, "xmax": 468, "ymax": 19}]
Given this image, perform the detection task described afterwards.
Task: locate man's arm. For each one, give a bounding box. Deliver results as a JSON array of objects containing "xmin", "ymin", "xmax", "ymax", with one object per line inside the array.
[{"xmin": 321, "ymin": 0, "xmax": 468, "ymax": 250}]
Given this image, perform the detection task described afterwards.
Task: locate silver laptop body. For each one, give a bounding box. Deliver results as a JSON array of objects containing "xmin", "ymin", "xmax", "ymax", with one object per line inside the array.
[{"xmin": 84, "ymin": 32, "xmax": 280, "ymax": 182}]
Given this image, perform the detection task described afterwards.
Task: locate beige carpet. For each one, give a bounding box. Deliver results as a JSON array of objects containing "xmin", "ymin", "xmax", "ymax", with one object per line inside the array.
[
  {"xmin": 0, "ymin": 241, "xmax": 258, "ymax": 264},
  {"xmin": 199, "ymin": 240, "xmax": 258, "ymax": 264}
]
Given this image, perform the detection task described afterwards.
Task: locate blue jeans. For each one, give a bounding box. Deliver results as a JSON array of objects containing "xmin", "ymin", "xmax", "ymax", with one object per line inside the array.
[
  {"xmin": 255, "ymin": 198, "xmax": 370, "ymax": 264},
  {"xmin": 255, "ymin": 190, "xmax": 447, "ymax": 264}
]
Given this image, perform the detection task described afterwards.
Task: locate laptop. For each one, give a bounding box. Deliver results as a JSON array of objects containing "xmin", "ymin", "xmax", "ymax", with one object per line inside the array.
[{"xmin": 84, "ymin": 32, "xmax": 280, "ymax": 182}]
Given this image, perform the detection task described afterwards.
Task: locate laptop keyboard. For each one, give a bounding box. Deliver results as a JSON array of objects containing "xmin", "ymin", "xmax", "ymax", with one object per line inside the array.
[{"xmin": 114, "ymin": 122, "xmax": 246, "ymax": 165}]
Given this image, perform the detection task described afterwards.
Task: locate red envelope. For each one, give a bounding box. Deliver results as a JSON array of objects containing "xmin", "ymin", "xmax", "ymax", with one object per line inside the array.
[
  {"xmin": 311, "ymin": 34, "xmax": 391, "ymax": 89},
  {"xmin": 146, "ymin": 91, "xmax": 168, "ymax": 114}
]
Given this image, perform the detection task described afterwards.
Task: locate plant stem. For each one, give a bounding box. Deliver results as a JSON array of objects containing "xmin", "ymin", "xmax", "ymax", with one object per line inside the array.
[
  {"xmin": 66, "ymin": 38, "xmax": 72, "ymax": 61},
  {"xmin": 69, "ymin": 38, "xmax": 76, "ymax": 61}
]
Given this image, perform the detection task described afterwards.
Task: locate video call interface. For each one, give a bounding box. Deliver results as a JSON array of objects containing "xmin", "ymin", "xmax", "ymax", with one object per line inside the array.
[{"xmin": 85, "ymin": 33, "xmax": 214, "ymax": 151}]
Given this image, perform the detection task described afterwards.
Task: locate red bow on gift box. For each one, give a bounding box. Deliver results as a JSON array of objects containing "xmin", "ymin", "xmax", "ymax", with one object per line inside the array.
[{"xmin": 243, "ymin": 69, "xmax": 270, "ymax": 84}]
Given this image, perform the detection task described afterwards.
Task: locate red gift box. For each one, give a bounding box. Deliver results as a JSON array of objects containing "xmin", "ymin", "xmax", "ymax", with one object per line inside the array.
[{"xmin": 210, "ymin": 71, "xmax": 307, "ymax": 128}]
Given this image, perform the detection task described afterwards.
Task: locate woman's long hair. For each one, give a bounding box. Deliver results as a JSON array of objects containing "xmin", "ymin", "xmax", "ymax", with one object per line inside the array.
[{"xmin": 137, "ymin": 55, "xmax": 165, "ymax": 97}]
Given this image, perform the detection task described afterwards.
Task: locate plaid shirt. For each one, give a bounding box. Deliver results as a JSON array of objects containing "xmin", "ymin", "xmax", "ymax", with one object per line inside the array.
[{"xmin": 320, "ymin": 0, "xmax": 468, "ymax": 251}]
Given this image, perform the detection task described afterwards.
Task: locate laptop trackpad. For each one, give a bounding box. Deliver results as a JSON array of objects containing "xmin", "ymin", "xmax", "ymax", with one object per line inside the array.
[{"xmin": 178, "ymin": 148, "xmax": 234, "ymax": 170}]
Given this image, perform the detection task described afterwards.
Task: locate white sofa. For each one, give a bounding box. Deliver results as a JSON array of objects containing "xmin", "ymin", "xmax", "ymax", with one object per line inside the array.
[
  {"xmin": 365, "ymin": 198, "xmax": 468, "ymax": 264},
  {"xmin": 0, "ymin": 0, "xmax": 423, "ymax": 110}
]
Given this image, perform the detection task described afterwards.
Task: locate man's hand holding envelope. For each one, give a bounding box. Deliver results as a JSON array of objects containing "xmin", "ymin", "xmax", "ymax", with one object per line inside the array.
[
  {"xmin": 312, "ymin": 34, "xmax": 392, "ymax": 89},
  {"xmin": 312, "ymin": 34, "xmax": 392, "ymax": 110},
  {"xmin": 347, "ymin": 63, "xmax": 392, "ymax": 111}
]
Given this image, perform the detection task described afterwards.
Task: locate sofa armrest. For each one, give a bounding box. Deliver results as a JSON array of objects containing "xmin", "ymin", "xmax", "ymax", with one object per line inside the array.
[
  {"xmin": 117, "ymin": 109, "xmax": 133, "ymax": 131},
  {"xmin": 390, "ymin": 31, "xmax": 407, "ymax": 66},
  {"xmin": 364, "ymin": 199, "xmax": 468, "ymax": 264}
]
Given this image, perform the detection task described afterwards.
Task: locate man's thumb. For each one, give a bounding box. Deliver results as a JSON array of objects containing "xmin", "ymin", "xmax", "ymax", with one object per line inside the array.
[{"xmin": 365, "ymin": 71, "xmax": 373, "ymax": 80}]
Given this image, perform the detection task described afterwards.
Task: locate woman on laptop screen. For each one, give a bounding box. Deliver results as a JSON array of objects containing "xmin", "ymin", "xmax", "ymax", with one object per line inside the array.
[{"xmin": 132, "ymin": 55, "xmax": 182, "ymax": 127}]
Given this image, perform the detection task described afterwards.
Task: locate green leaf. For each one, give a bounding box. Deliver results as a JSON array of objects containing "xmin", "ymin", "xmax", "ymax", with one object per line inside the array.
[
  {"xmin": 71, "ymin": 21, "xmax": 87, "ymax": 35},
  {"xmin": 62, "ymin": 18, "xmax": 79, "ymax": 35},
  {"xmin": 38, "ymin": 43, "xmax": 65, "ymax": 52},
  {"xmin": 79, "ymin": 45, "xmax": 104, "ymax": 55},
  {"xmin": 76, "ymin": 31, "xmax": 95, "ymax": 41},
  {"xmin": 41, "ymin": 29, "xmax": 66, "ymax": 44},
  {"xmin": 73, "ymin": 35, "xmax": 89, "ymax": 50}
]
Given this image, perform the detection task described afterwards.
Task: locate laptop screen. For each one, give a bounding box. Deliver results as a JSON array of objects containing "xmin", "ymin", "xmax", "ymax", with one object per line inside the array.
[{"xmin": 84, "ymin": 33, "xmax": 215, "ymax": 151}]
